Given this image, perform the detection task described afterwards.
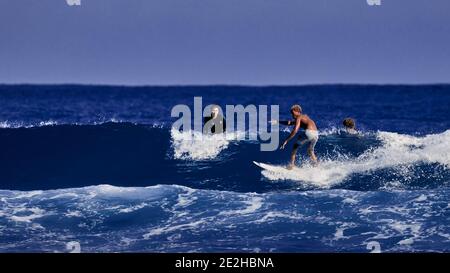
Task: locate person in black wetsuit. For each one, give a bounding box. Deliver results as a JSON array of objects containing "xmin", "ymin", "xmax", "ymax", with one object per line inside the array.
[{"xmin": 203, "ymin": 105, "xmax": 226, "ymax": 134}]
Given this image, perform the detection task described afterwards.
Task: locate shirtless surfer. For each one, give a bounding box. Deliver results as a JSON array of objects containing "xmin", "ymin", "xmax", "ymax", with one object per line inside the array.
[{"xmin": 271, "ymin": 105, "xmax": 318, "ymax": 169}]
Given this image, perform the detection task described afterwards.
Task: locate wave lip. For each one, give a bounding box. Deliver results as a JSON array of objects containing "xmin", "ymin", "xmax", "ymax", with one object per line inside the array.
[
  {"xmin": 170, "ymin": 129, "xmax": 231, "ymax": 160},
  {"xmin": 0, "ymin": 119, "xmax": 169, "ymax": 129},
  {"xmin": 0, "ymin": 120, "xmax": 59, "ymax": 129}
]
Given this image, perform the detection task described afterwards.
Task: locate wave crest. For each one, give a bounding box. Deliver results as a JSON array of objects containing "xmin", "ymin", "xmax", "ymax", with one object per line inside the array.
[{"xmin": 260, "ymin": 130, "xmax": 450, "ymax": 187}]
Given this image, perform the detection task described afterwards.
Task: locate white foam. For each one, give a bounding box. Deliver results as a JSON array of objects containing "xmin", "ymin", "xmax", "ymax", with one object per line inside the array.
[
  {"xmin": 334, "ymin": 227, "xmax": 346, "ymax": 240},
  {"xmin": 255, "ymin": 211, "xmax": 302, "ymax": 223},
  {"xmin": 84, "ymin": 184, "xmax": 166, "ymax": 200},
  {"xmin": 31, "ymin": 223, "xmax": 45, "ymax": 230},
  {"xmin": 342, "ymin": 197, "xmax": 359, "ymax": 204},
  {"xmin": 12, "ymin": 191, "xmax": 43, "ymax": 199},
  {"xmin": 49, "ymin": 192, "xmax": 80, "ymax": 199},
  {"xmin": 414, "ymin": 194, "xmax": 428, "ymax": 202},
  {"xmin": 65, "ymin": 210, "xmax": 82, "ymax": 217},
  {"xmin": 398, "ymin": 238, "xmax": 414, "ymax": 245},
  {"xmin": 0, "ymin": 120, "xmax": 58, "ymax": 128},
  {"xmin": 174, "ymin": 187, "xmax": 197, "ymax": 208},
  {"xmin": 118, "ymin": 202, "xmax": 147, "ymax": 213},
  {"xmin": 143, "ymin": 220, "xmax": 206, "ymax": 238},
  {"xmin": 170, "ymin": 129, "xmax": 231, "ymax": 160},
  {"xmin": 66, "ymin": 241, "xmax": 81, "ymax": 253},
  {"xmin": 389, "ymin": 222, "xmax": 421, "ymax": 234},
  {"xmin": 333, "ymin": 223, "xmax": 357, "ymax": 240},
  {"xmin": 260, "ymin": 130, "xmax": 450, "ymax": 187},
  {"xmin": 0, "ymin": 119, "xmax": 154, "ymax": 129},
  {"xmin": 219, "ymin": 196, "xmax": 263, "ymax": 216},
  {"xmin": 9, "ymin": 207, "xmax": 46, "ymax": 223}
]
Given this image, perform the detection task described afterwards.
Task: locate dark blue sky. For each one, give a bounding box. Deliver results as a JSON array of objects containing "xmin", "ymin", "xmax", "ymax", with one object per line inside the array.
[{"xmin": 0, "ymin": 0, "xmax": 449, "ymax": 85}]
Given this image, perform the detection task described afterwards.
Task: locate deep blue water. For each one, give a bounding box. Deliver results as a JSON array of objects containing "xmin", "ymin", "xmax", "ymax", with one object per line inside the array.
[{"xmin": 0, "ymin": 84, "xmax": 449, "ymax": 252}]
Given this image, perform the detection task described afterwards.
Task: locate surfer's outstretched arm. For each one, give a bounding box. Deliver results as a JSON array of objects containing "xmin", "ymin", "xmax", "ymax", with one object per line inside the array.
[
  {"xmin": 269, "ymin": 120, "xmax": 295, "ymax": 126},
  {"xmin": 280, "ymin": 119, "xmax": 301, "ymax": 149},
  {"xmin": 279, "ymin": 120, "xmax": 296, "ymax": 126}
]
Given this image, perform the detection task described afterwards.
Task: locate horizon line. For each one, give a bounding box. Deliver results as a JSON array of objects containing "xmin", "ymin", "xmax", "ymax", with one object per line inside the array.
[{"xmin": 1, "ymin": 82, "xmax": 450, "ymax": 88}]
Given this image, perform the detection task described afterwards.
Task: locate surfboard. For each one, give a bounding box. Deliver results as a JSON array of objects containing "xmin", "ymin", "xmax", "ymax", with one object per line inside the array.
[{"xmin": 253, "ymin": 161, "xmax": 292, "ymax": 172}]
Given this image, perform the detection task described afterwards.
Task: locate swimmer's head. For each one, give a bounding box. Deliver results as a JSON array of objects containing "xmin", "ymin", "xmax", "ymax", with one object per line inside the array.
[
  {"xmin": 290, "ymin": 104, "xmax": 302, "ymax": 118},
  {"xmin": 211, "ymin": 105, "xmax": 220, "ymax": 118},
  {"xmin": 343, "ymin": 118, "xmax": 356, "ymax": 129}
]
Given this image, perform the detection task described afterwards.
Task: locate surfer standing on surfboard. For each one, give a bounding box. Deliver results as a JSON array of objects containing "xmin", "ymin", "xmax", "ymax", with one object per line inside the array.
[{"xmin": 270, "ymin": 105, "xmax": 318, "ymax": 169}]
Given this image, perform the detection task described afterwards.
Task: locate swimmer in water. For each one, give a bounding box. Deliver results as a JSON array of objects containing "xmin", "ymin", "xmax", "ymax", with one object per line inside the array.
[{"xmin": 343, "ymin": 118, "xmax": 357, "ymax": 134}]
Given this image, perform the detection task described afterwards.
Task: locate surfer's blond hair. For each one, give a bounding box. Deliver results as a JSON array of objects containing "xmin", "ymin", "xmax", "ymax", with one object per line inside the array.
[{"xmin": 290, "ymin": 105, "xmax": 302, "ymax": 113}]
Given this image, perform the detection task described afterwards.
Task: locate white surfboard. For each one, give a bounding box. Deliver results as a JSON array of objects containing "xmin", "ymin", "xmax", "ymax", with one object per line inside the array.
[
  {"xmin": 253, "ymin": 161, "xmax": 304, "ymax": 182},
  {"xmin": 253, "ymin": 161, "xmax": 293, "ymax": 172}
]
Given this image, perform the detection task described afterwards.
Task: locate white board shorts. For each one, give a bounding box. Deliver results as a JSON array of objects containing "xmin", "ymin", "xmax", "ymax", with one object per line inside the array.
[{"xmin": 296, "ymin": 129, "xmax": 319, "ymax": 151}]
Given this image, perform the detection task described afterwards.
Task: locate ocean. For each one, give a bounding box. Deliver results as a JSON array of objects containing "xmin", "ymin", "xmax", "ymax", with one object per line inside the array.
[{"xmin": 0, "ymin": 84, "xmax": 449, "ymax": 252}]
